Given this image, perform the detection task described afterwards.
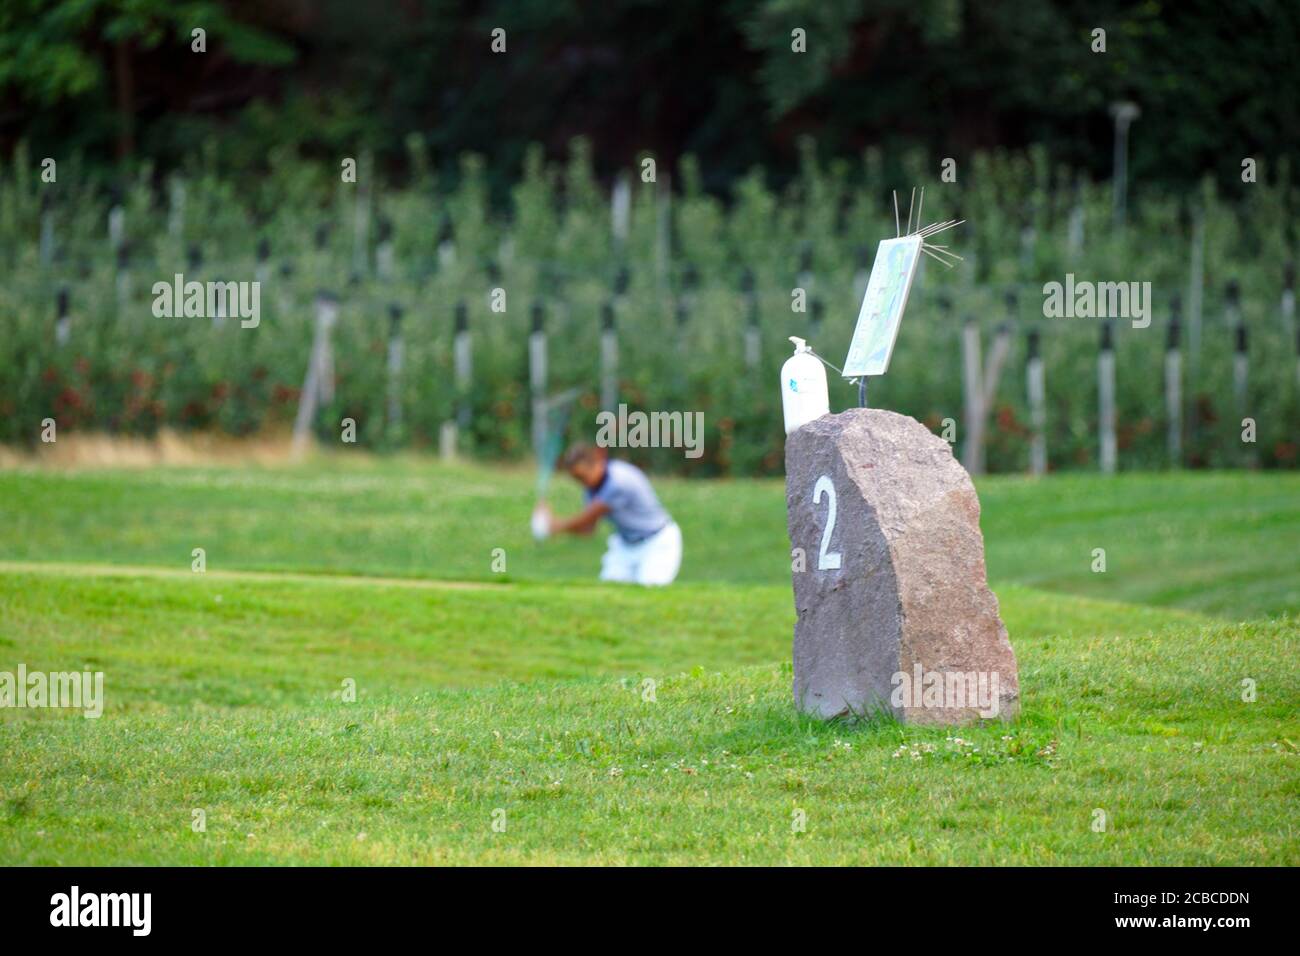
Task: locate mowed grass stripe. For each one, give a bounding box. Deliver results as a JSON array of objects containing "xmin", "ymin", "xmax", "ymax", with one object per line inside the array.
[
  {"xmin": 2, "ymin": 612, "xmax": 1295, "ymax": 865},
  {"xmin": 0, "ymin": 571, "xmax": 797, "ymax": 702},
  {"xmin": 0, "ymin": 560, "xmax": 503, "ymax": 591},
  {"xmin": 0, "ymin": 558, "xmax": 1232, "ymax": 705},
  {"xmin": 2, "ymin": 464, "xmax": 1296, "ymax": 618}
]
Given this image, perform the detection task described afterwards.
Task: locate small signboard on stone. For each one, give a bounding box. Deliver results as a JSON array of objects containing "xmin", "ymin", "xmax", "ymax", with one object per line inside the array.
[{"xmin": 842, "ymin": 235, "xmax": 923, "ymax": 378}]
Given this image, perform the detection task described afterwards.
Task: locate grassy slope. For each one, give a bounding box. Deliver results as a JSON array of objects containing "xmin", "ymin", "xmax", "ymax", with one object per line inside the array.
[
  {"xmin": 0, "ymin": 460, "xmax": 1297, "ymax": 864},
  {"xmin": 0, "ymin": 574, "xmax": 1294, "ymax": 864},
  {"xmin": 1, "ymin": 460, "xmax": 1297, "ymax": 616}
]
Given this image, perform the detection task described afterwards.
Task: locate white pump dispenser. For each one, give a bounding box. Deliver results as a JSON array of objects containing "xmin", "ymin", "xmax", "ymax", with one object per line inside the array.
[{"xmin": 781, "ymin": 336, "xmax": 830, "ymax": 434}]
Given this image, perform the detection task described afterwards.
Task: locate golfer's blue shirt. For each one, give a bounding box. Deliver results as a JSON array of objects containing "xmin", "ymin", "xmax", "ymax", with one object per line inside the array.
[{"xmin": 585, "ymin": 459, "xmax": 672, "ymax": 544}]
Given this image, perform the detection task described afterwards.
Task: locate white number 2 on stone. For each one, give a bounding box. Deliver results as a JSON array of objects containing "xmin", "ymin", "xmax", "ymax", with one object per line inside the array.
[{"xmin": 812, "ymin": 475, "xmax": 842, "ymax": 571}]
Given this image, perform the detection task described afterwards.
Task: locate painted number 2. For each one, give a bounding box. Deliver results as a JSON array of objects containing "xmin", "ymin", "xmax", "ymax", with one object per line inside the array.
[{"xmin": 812, "ymin": 475, "xmax": 842, "ymax": 571}]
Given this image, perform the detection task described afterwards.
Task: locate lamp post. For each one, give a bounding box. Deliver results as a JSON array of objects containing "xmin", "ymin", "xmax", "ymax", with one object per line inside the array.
[{"xmin": 1109, "ymin": 102, "xmax": 1141, "ymax": 229}]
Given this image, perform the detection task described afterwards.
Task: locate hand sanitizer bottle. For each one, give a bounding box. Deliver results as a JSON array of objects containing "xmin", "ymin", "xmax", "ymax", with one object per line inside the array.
[{"xmin": 781, "ymin": 336, "xmax": 830, "ymax": 434}]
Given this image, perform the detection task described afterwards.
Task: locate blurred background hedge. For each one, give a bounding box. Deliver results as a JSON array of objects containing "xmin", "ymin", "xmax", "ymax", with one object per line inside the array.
[{"xmin": 1, "ymin": 0, "xmax": 1297, "ymax": 473}]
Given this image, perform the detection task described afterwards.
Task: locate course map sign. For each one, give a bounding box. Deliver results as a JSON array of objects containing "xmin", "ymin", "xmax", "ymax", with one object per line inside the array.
[{"xmin": 842, "ymin": 235, "xmax": 923, "ymax": 378}]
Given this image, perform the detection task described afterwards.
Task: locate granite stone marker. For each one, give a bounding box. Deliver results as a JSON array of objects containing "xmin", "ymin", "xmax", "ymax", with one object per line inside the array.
[{"xmin": 785, "ymin": 408, "xmax": 1019, "ymax": 724}]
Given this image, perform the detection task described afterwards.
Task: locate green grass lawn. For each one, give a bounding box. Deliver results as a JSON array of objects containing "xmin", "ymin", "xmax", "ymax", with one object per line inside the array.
[
  {"xmin": 1, "ymin": 460, "xmax": 1296, "ymax": 616},
  {"xmin": 0, "ymin": 458, "xmax": 1296, "ymax": 864}
]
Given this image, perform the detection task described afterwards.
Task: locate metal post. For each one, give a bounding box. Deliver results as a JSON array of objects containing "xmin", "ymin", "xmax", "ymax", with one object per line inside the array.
[
  {"xmin": 1165, "ymin": 298, "xmax": 1182, "ymax": 466},
  {"xmin": 292, "ymin": 292, "xmax": 339, "ymax": 459},
  {"xmin": 352, "ymin": 152, "xmax": 371, "ymax": 277},
  {"xmin": 439, "ymin": 422, "xmax": 458, "ymax": 460},
  {"xmin": 211, "ymin": 275, "xmax": 227, "ymax": 328},
  {"xmin": 677, "ymin": 261, "xmax": 698, "ymax": 389},
  {"xmin": 1099, "ymin": 321, "xmax": 1117, "ymax": 474},
  {"xmin": 613, "ymin": 264, "xmax": 631, "ymax": 311},
  {"xmin": 681, "ymin": 262, "xmax": 699, "ymax": 313},
  {"xmin": 655, "ymin": 172, "xmax": 671, "ymax": 290},
  {"xmin": 745, "ymin": 310, "xmax": 761, "ymax": 369},
  {"xmin": 961, "ymin": 318, "xmax": 983, "ymax": 473},
  {"xmin": 529, "ymin": 300, "xmax": 547, "ymax": 454},
  {"xmin": 1235, "ymin": 321, "xmax": 1252, "ymax": 467},
  {"xmin": 276, "ymin": 259, "xmax": 295, "ymax": 317},
  {"xmin": 387, "ymin": 303, "xmax": 404, "ymax": 433},
  {"xmin": 1027, "ymin": 328, "xmax": 1046, "ymax": 475},
  {"xmin": 256, "ymin": 238, "xmax": 271, "ymax": 286},
  {"xmin": 442, "ymin": 299, "xmax": 468, "ymax": 460},
  {"xmin": 1295, "ymin": 322, "xmax": 1300, "ymax": 388},
  {"xmin": 611, "ymin": 172, "xmax": 631, "ymax": 252},
  {"xmin": 1233, "ymin": 323, "xmax": 1249, "ymax": 422},
  {"xmin": 375, "ymin": 218, "xmax": 395, "ymax": 282},
  {"xmin": 454, "ymin": 301, "xmax": 472, "ymax": 429},
  {"xmin": 674, "ymin": 300, "xmax": 690, "ymax": 398},
  {"xmin": 1067, "ymin": 204, "xmax": 1084, "ymax": 255},
  {"xmin": 600, "ymin": 301, "xmax": 618, "ymax": 412},
  {"xmin": 1188, "ymin": 208, "xmax": 1204, "ymax": 374},
  {"xmin": 55, "ymin": 287, "xmax": 71, "ymax": 346},
  {"xmin": 437, "ymin": 215, "xmax": 456, "ymax": 270},
  {"xmin": 1225, "ymin": 278, "xmax": 1241, "ymax": 335},
  {"xmin": 1109, "ymin": 102, "xmax": 1141, "ymax": 230},
  {"xmin": 1283, "ymin": 261, "xmax": 1296, "ymax": 337},
  {"xmin": 168, "ymin": 177, "xmax": 185, "ymax": 239},
  {"xmin": 108, "ymin": 202, "xmax": 125, "ymax": 254}
]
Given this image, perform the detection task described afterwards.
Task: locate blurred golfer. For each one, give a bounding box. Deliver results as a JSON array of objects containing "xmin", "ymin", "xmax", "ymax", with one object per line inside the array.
[{"xmin": 535, "ymin": 444, "xmax": 682, "ymax": 586}]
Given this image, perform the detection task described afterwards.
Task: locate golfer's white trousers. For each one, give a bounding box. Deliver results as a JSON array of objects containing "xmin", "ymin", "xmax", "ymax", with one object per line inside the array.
[{"xmin": 600, "ymin": 522, "xmax": 682, "ymax": 586}]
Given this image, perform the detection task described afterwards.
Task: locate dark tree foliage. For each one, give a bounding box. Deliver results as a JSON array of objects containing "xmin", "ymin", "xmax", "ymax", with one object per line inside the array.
[{"xmin": 1, "ymin": 0, "xmax": 1295, "ymax": 197}]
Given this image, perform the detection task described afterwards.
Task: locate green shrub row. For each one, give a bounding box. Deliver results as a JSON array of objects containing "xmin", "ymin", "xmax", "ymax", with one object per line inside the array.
[{"xmin": 2, "ymin": 139, "xmax": 1296, "ymax": 473}]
